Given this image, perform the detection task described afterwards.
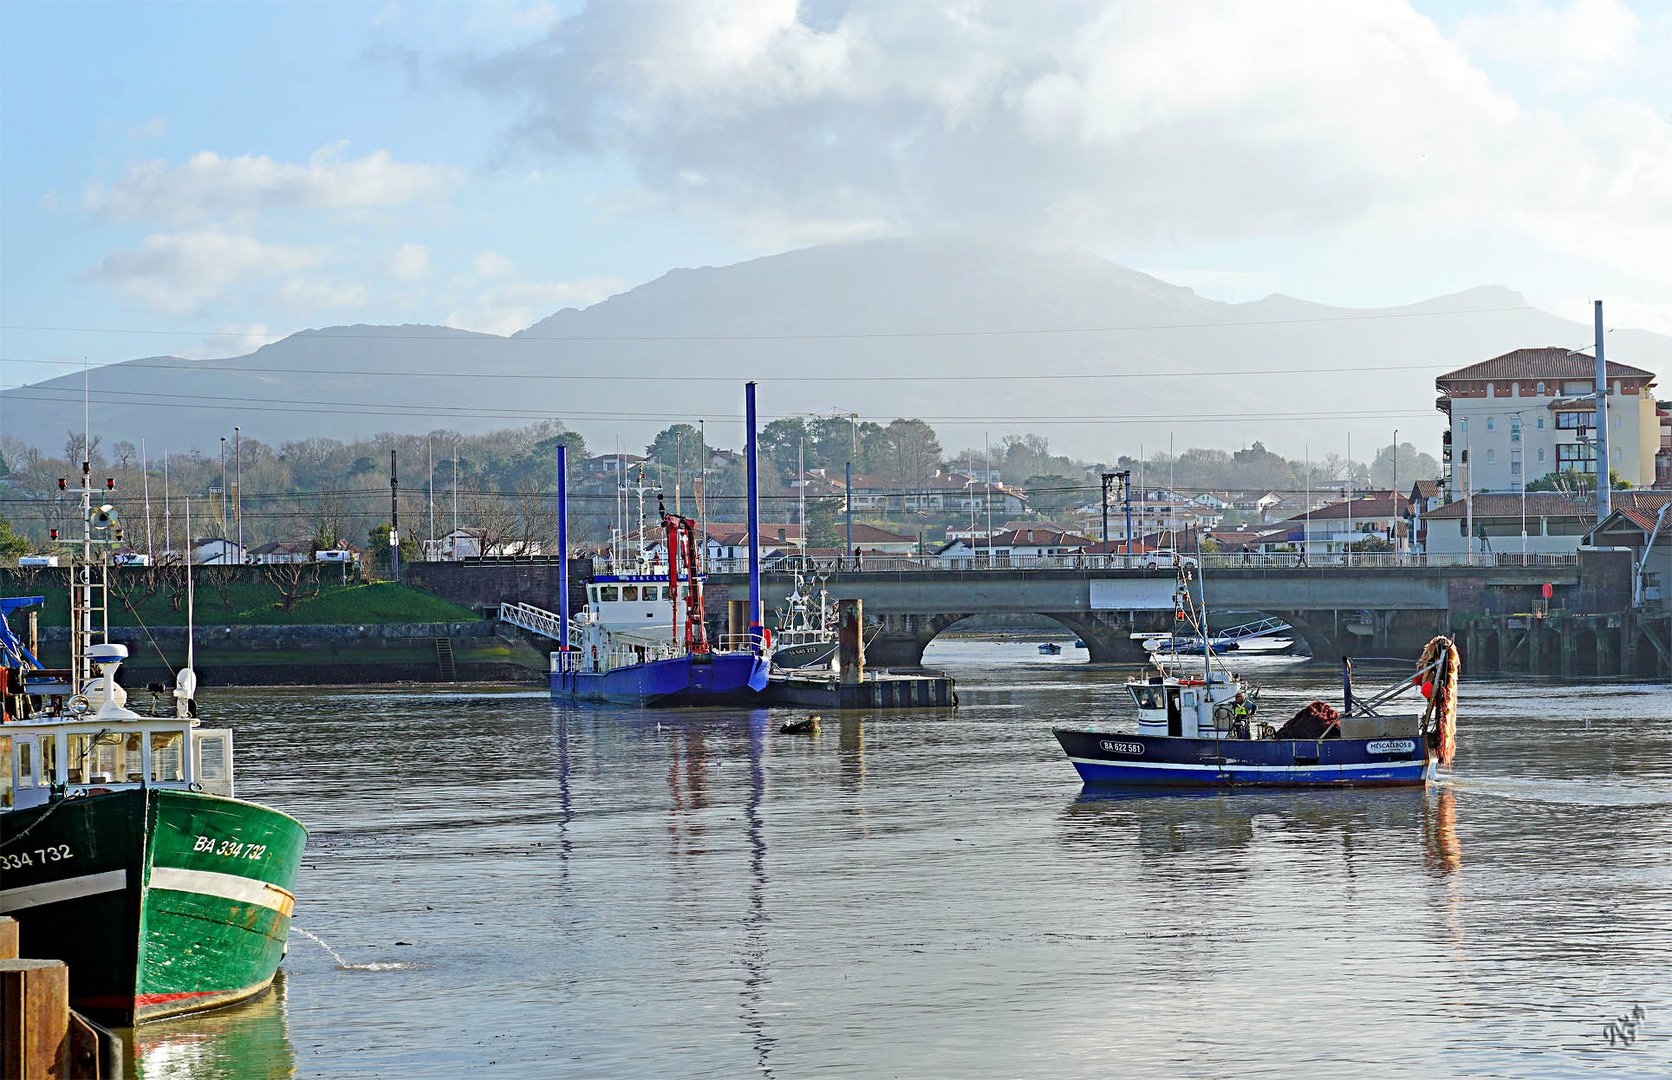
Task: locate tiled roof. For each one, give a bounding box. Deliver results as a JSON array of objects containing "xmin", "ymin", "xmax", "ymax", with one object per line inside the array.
[
  {"xmin": 987, "ymin": 528, "xmax": 1096, "ymax": 547},
  {"xmin": 1278, "ymin": 495, "xmax": 1407, "ymax": 522},
  {"xmin": 1424, "ymin": 494, "xmax": 1594, "ymax": 520},
  {"xmin": 1436, "ymin": 347, "xmax": 1654, "ymax": 384},
  {"xmin": 1411, "ymin": 480, "xmax": 1439, "ymax": 498}
]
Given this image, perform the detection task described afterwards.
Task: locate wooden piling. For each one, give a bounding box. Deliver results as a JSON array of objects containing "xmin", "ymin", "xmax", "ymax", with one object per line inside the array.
[
  {"xmin": 0, "ymin": 919, "xmax": 113, "ymax": 1079},
  {"xmin": 1, "ymin": 959, "xmax": 73, "ymax": 1079},
  {"xmin": 838, "ymin": 598, "xmax": 864, "ymax": 684}
]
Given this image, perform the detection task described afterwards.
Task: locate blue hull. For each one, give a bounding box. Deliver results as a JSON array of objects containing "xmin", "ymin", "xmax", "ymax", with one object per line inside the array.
[
  {"xmin": 553, "ymin": 652, "xmax": 769, "ymax": 706},
  {"xmin": 1054, "ymin": 728, "xmax": 1434, "ymax": 788}
]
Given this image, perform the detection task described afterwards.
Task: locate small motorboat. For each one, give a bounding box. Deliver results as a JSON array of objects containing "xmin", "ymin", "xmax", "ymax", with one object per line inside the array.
[
  {"xmin": 1038, "ymin": 642, "xmax": 1062, "ymax": 655},
  {"xmin": 1073, "ymin": 639, "xmax": 1087, "ymax": 649}
]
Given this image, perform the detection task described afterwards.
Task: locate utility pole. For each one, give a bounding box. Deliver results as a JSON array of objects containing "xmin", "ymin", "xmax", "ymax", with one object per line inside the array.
[
  {"xmin": 1118, "ymin": 470, "xmax": 1133, "ymax": 560},
  {"xmin": 1100, "ymin": 472, "xmax": 1115, "ymax": 546},
  {"xmin": 141, "ymin": 438, "xmax": 154, "ymax": 559},
  {"xmin": 234, "ymin": 425, "xmax": 242, "ymax": 559},
  {"xmin": 219, "ymin": 436, "xmax": 227, "ymax": 533},
  {"xmin": 390, "ymin": 449, "xmax": 400, "ymax": 583},
  {"xmin": 1594, "ymin": 300, "xmax": 1612, "ymax": 522}
]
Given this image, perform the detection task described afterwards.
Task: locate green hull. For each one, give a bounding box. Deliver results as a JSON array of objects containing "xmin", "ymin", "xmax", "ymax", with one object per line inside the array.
[{"xmin": 0, "ymin": 787, "xmax": 306, "ymax": 1024}]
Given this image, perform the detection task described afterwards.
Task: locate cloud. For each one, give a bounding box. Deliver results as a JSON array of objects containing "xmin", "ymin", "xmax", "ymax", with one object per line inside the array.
[
  {"xmin": 276, "ymin": 278, "xmax": 370, "ymax": 310},
  {"xmin": 1457, "ymin": 0, "xmax": 1640, "ymax": 88},
  {"xmin": 128, "ymin": 116, "xmax": 168, "ymax": 141},
  {"xmin": 474, "ymin": 250, "xmax": 515, "ymax": 278},
  {"xmin": 82, "ymin": 144, "xmax": 452, "ymax": 225},
  {"xmin": 180, "ymin": 324, "xmax": 283, "ymax": 360},
  {"xmin": 458, "ymin": 0, "xmax": 1672, "ymax": 271},
  {"xmin": 89, "ymin": 230, "xmax": 321, "ymax": 314},
  {"xmin": 445, "ymin": 275, "xmax": 624, "ymax": 335},
  {"xmin": 392, "ymin": 242, "xmax": 432, "ymax": 280}
]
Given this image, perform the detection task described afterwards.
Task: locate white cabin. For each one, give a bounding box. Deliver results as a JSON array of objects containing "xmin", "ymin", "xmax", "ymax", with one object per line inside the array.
[
  {"xmin": 1128, "ymin": 670, "xmax": 1243, "ymax": 738},
  {"xmin": 3, "ymin": 645, "xmax": 232, "ymax": 812}
]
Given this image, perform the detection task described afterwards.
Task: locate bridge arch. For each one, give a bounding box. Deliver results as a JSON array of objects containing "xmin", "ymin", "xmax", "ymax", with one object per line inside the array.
[{"xmin": 867, "ymin": 610, "xmax": 1155, "ymax": 666}]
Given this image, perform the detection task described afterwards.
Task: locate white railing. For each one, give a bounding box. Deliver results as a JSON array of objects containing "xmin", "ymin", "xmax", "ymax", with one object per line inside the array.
[
  {"xmin": 499, "ymin": 601, "xmax": 572, "ymax": 643},
  {"xmin": 698, "ymin": 552, "xmax": 1579, "ymax": 574}
]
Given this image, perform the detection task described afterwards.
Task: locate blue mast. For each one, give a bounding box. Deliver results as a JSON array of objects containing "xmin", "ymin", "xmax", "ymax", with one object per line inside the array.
[
  {"xmin": 746, "ymin": 381, "xmax": 763, "ymax": 652},
  {"xmin": 557, "ymin": 443, "xmax": 570, "ymax": 646}
]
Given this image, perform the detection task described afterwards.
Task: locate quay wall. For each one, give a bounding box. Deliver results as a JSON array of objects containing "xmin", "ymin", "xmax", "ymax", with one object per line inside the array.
[{"xmin": 31, "ymin": 621, "xmax": 546, "ymax": 687}]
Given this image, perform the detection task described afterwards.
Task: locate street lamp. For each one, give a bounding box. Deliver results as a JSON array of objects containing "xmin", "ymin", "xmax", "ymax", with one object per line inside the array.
[{"xmin": 1512, "ymin": 411, "xmax": 1528, "ymax": 560}]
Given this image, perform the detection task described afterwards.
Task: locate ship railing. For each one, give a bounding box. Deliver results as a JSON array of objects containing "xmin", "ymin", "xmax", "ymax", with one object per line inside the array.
[{"xmin": 698, "ymin": 552, "xmax": 1577, "ymax": 573}]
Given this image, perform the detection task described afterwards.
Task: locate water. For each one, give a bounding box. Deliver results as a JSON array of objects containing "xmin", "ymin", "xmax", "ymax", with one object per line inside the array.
[{"xmin": 124, "ymin": 640, "xmax": 1672, "ymax": 1077}]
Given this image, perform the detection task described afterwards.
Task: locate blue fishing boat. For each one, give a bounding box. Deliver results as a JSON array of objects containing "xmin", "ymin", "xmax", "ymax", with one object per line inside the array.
[
  {"xmin": 1038, "ymin": 642, "xmax": 1062, "ymax": 655},
  {"xmin": 548, "ymin": 384, "xmax": 771, "ymax": 706},
  {"xmin": 1053, "ymin": 567, "xmax": 1459, "ymax": 788}
]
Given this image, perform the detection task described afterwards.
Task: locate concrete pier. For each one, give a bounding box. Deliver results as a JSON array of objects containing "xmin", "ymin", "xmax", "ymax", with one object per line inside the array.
[{"xmin": 1456, "ymin": 611, "xmax": 1672, "ymax": 680}]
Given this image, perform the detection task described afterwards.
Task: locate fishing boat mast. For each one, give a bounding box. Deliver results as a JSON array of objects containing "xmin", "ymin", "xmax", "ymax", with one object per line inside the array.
[{"xmin": 746, "ymin": 381, "xmax": 764, "ymax": 651}]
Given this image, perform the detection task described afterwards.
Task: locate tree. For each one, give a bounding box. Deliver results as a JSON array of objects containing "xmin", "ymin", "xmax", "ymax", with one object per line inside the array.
[
  {"xmin": 367, "ymin": 523, "xmax": 421, "ymax": 577},
  {"xmin": 804, "ymin": 497, "xmax": 844, "ymax": 549},
  {"xmin": 757, "ymin": 418, "xmax": 808, "ymax": 478},
  {"xmin": 1368, "ymin": 441, "xmax": 1442, "ymax": 489},
  {"xmin": 1022, "ymin": 474, "xmax": 1086, "ymax": 517},
  {"xmin": 881, "ymin": 418, "xmax": 942, "ymax": 487},
  {"xmin": 266, "ymin": 562, "xmax": 321, "ymax": 613},
  {"xmin": 0, "ymin": 513, "xmax": 29, "ymax": 558}
]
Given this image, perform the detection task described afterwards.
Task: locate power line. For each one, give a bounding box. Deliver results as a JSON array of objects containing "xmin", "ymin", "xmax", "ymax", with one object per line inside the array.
[
  {"xmin": 2, "ymin": 385, "xmax": 1434, "ymax": 426},
  {"xmin": 0, "ymin": 304, "xmax": 1535, "ymax": 346}
]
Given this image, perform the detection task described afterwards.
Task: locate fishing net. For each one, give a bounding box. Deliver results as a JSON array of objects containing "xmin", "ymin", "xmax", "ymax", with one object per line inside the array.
[
  {"xmin": 1275, "ymin": 700, "xmax": 1340, "ymax": 739},
  {"xmin": 1418, "ymin": 635, "xmax": 1461, "ymax": 765}
]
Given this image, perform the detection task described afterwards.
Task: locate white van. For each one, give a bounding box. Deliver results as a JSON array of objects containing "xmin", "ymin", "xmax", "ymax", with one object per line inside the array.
[{"xmin": 17, "ymin": 555, "xmax": 60, "ymax": 567}]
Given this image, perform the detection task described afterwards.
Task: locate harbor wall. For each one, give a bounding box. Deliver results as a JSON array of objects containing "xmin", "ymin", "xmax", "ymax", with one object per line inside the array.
[{"xmin": 31, "ymin": 621, "xmax": 546, "ymax": 687}]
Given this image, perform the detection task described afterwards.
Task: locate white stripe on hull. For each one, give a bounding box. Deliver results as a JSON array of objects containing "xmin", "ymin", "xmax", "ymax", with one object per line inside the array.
[
  {"xmin": 0, "ymin": 869, "xmax": 128, "ymax": 913},
  {"xmin": 1066, "ymin": 756, "xmax": 1427, "ymax": 774},
  {"xmin": 149, "ymin": 866, "xmax": 296, "ymax": 916}
]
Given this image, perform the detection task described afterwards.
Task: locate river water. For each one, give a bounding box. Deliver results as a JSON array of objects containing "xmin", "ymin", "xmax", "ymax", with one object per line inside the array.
[{"xmin": 123, "ymin": 639, "xmax": 1671, "ymax": 1077}]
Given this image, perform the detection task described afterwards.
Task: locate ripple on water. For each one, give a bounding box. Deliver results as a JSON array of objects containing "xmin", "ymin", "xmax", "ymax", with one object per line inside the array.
[{"xmin": 137, "ymin": 643, "xmax": 1672, "ymax": 1078}]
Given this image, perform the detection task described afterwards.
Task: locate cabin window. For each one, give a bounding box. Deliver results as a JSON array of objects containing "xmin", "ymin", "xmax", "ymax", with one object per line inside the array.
[
  {"xmin": 41, "ymin": 736, "xmax": 59, "ymax": 785},
  {"xmin": 1131, "ymin": 686, "xmax": 1165, "ymax": 709},
  {"xmin": 599, "ymin": 585, "xmax": 619, "ymax": 602},
  {"xmin": 621, "ymin": 585, "xmax": 639, "ymax": 601},
  {"xmin": 71, "ymin": 732, "xmax": 139, "ymax": 784},
  {"xmin": 587, "ymin": 586, "xmax": 598, "ymax": 603},
  {"xmin": 0, "ymin": 736, "xmax": 10, "ymax": 807},
  {"xmin": 151, "ymin": 731, "xmax": 185, "ymax": 782}
]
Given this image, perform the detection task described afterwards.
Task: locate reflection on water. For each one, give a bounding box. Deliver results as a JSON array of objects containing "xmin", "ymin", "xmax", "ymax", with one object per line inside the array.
[
  {"xmin": 125, "ymin": 974, "xmax": 294, "ymax": 1079},
  {"xmin": 148, "ymin": 646, "xmax": 1669, "ymax": 1076}
]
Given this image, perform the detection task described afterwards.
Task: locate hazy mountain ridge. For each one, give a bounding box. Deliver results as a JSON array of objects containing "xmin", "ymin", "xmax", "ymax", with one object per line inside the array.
[{"xmin": 5, "ymin": 236, "xmax": 1668, "ymax": 461}]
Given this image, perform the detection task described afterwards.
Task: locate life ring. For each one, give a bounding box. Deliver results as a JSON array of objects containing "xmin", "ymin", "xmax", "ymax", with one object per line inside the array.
[
  {"xmin": 1213, "ymin": 703, "xmax": 1234, "ymax": 724},
  {"xmin": 1177, "ymin": 677, "xmax": 1206, "ymax": 685}
]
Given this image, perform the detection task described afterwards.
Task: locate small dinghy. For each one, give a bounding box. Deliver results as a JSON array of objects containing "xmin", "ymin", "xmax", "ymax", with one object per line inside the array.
[{"xmin": 1038, "ymin": 642, "xmax": 1062, "ymax": 655}]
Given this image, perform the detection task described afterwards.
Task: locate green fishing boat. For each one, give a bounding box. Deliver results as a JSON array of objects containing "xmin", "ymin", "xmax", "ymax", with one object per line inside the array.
[{"xmin": 1, "ymin": 469, "xmax": 306, "ymax": 1025}]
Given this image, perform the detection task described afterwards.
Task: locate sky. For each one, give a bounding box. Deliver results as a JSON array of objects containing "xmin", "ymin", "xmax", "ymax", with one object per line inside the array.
[{"xmin": 3, "ymin": 0, "xmax": 1671, "ymax": 406}]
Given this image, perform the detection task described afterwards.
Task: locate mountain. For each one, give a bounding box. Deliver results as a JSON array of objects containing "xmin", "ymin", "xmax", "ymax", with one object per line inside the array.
[{"xmin": 5, "ymin": 235, "xmax": 1668, "ymax": 462}]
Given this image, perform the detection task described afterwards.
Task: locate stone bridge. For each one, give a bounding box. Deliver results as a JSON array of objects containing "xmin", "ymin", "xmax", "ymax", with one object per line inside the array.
[{"xmin": 710, "ymin": 563, "xmax": 1588, "ymax": 666}]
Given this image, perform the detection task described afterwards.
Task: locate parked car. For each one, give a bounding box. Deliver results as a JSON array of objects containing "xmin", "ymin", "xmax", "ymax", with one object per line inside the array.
[
  {"xmin": 114, "ymin": 552, "xmax": 152, "ymax": 567},
  {"xmin": 1143, "ymin": 549, "xmax": 1199, "ymax": 571}
]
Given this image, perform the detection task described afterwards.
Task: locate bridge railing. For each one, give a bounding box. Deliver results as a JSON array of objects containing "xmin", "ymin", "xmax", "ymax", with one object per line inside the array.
[{"xmin": 697, "ymin": 552, "xmax": 1578, "ymax": 574}]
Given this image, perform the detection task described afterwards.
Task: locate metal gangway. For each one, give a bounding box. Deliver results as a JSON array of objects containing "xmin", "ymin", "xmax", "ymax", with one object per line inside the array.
[{"xmin": 499, "ymin": 601, "xmax": 577, "ymax": 647}]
